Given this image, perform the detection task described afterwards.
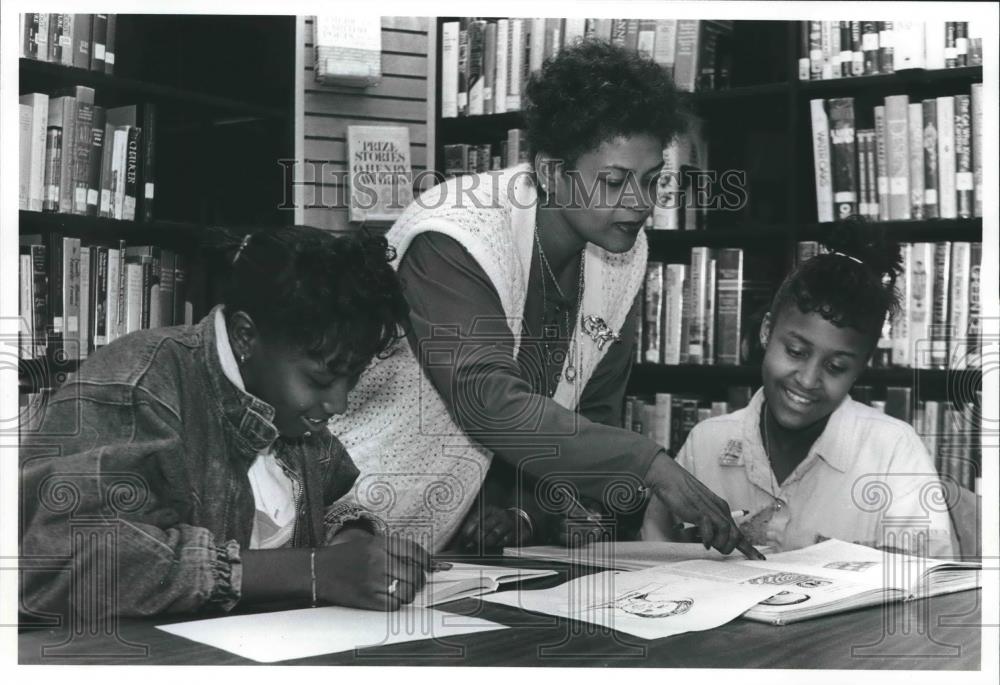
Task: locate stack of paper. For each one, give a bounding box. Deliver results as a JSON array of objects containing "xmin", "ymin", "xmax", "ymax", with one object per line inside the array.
[{"xmin": 414, "ymin": 562, "xmax": 557, "ymax": 607}]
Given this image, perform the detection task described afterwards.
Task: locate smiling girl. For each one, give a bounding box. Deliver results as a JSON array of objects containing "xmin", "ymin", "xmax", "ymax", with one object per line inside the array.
[
  {"xmin": 672, "ymin": 226, "xmax": 956, "ymax": 557},
  {"xmin": 20, "ymin": 227, "xmax": 431, "ymax": 619}
]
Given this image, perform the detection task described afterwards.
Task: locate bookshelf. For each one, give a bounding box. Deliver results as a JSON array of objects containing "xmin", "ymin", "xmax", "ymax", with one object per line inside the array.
[
  {"xmin": 18, "ymin": 15, "xmax": 296, "ymax": 396},
  {"xmin": 431, "ymin": 19, "xmax": 984, "ymax": 487}
]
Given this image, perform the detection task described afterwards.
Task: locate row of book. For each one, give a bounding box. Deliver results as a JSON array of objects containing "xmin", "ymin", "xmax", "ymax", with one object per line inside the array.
[
  {"xmin": 18, "ymin": 88, "xmax": 156, "ymax": 221},
  {"xmin": 811, "ymin": 87, "xmax": 983, "ymax": 223},
  {"xmin": 626, "ymin": 387, "xmax": 982, "ymax": 493},
  {"xmin": 623, "ymin": 387, "xmax": 753, "ymax": 456},
  {"xmin": 442, "ymin": 18, "xmax": 733, "ymax": 118},
  {"xmin": 443, "ymin": 128, "xmax": 530, "ymax": 177},
  {"xmin": 20, "ymin": 13, "xmax": 118, "ymax": 74},
  {"xmin": 638, "ymin": 248, "xmax": 771, "ymax": 367},
  {"xmin": 19, "ymin": 234, "xmax": 193, "ymax": 363},
  {"xmin": 798, "ymin": 21, "xmax": 984, "ymax": 81}
]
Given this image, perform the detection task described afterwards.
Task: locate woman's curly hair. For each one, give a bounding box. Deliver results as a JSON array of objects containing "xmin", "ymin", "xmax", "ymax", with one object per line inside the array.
[
  {"xmin": 524, "ymin": 38, "xmax": 688, "ymax": 167},
  {"xmin": 770, "ymin": 218, "xmax": 904, "ymax": 343},
  {"xmin": 207, "ymin": 225, "xmax": 409, "ymax": 371}
]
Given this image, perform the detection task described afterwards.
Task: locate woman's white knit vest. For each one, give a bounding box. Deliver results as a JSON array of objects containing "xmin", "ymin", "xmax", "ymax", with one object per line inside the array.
[{"xmin": 328, "ymin": 164, "xmax": 648, "ymax": 551}]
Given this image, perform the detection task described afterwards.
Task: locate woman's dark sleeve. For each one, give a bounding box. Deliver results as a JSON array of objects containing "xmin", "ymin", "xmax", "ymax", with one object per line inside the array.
[{"xmin": 396, "ymin": 231, "xmax": 660, "ymax": 506}]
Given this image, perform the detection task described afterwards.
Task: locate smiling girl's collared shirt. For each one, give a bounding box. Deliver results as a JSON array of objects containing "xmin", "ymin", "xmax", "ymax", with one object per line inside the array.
[{"xmin": 676, "ymin": 388, "xmax": 957, "ymax": 557}]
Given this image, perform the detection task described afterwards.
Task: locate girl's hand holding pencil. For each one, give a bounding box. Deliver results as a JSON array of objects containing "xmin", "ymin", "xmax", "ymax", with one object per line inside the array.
[{"xmin": 315, "ymin": 535, "xmax": 432, "ymax": 611}]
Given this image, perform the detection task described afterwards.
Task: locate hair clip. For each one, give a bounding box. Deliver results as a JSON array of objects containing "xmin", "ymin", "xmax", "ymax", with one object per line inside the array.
[
  {"xmin": 830, "ymin": 250, "xmax": 863, "ymax": 265},
  {"xmin": 232, "ymin": 233, "xmax": 252, "ymax": 265}
]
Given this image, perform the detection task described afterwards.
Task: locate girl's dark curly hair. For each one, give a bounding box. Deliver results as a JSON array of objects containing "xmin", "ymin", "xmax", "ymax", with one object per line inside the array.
[
  {"xmin": 207, "ymin": 225, "xmax": 409, "ymax": 372},
  {"xmin": 524, "ymin": 38, "xmax": 688, "ymax": 167},
  {"xmin": 770, "ymin": 218, "xmax": 903, "ymax": 345}
]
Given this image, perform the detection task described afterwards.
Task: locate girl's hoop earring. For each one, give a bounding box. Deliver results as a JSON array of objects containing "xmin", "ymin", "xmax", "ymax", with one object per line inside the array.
[{"xmin": 239, "ymin": 353, "xmax": 246, "ymax": 365}]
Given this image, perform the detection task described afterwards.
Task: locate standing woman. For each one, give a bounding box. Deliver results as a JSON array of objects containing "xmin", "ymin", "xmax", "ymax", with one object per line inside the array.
[{"xmin": 330, "ymin": 40, "xmax": 756, "ymax": 557}]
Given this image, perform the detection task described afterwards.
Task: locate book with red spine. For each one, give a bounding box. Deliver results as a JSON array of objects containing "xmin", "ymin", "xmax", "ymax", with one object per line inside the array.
[{"xmin": 828, "ymin": 98, "xmax": 858, "ymax": 220}]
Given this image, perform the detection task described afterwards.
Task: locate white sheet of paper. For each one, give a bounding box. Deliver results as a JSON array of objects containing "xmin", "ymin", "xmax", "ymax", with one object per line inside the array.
[
  {"xmin": 505, "ymin": 541, "xmax": 772, "ymax": 570},
  {"xmin": 157, "ymin": 605, "xmax": 507, "ymax": 662},
  {"xmin": 483, "ymin": 567, "xmax": 777, "ymax": 640}
]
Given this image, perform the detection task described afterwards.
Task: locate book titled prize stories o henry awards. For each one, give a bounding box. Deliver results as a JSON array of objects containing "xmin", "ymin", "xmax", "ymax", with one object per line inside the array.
[{"xmin": 347, "ymin": 125, "xmax": 413, "ymax": 223}]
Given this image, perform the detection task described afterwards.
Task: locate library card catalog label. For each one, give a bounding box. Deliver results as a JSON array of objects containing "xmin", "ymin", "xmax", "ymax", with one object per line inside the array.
[{"xmin": 720, "ymin": 440, "xmax": 744, "ymax": 467}]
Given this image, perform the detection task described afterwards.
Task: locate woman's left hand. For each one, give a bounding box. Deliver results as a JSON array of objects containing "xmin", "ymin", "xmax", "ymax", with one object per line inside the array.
[
  {"xmin": 329, "ymin": 523, "xmax": 377, "ymax": 545},
  {"xmin": 456, "ymin": 504, "xmax": 516, "ymax": 553}
]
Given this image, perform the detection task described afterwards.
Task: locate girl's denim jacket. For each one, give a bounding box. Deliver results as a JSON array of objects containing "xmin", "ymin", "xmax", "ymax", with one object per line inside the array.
[{"xmin": 20, "ymin": 307, "xmax": 380, "ymax": 619}]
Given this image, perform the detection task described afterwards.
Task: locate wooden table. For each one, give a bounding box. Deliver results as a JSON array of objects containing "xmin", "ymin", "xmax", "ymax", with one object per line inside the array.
[{"xmin": 18, "ymin": 559, "xmax": 982, "ymax": 669}]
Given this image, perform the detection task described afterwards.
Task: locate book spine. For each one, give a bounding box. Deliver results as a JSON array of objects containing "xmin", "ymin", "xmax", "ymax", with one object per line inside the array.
[
  {"xmin": 948, "ymin": 242, "xmax": 971, "ymax": 370},
  {"xmin": 104, "ymin": 248, "xmax": 119, "ymax": 343},
  {"xmin": 908, "ymin": 242, "xmax": 933, "ymax": 368},
  {"xmin": 698, "ymin": 23, "xmax": 722, "ymax": 90},
  {"xmin": 72, "ymin": 101, "xmax": 94, "ymax": 215},
  {"xmin": 637, "ymin": 19, "xmax": 656, "ymax": 61},
  {"xmin": 861, "ymin": 22, "xmax": 880, "ymax": 74},
  {"xmin": 115, "ymin": 239, "xmax": 128, "ymax": 339},
  {"xmin": 29, "ymin": 244, "xmax": 49, "ymax": 357},
  {"xmin": 856, "ymin": 129, "xmax": 870, "ymax": 218},
  {"xmin": 93, "ymin": 247, "xmax": 108, "ymax": 347},
  {"xmin": 924, "ymin": 21, "xmax": 945, "ymax": 70},
  {"xmin": 873, "ymin": 107, "xmax": 889, "ymax": 220},
  {"xmin": 954, "ymin": 21, "xmax": 968, "ymax": 66},
  {"xmin": 440, "ymin": 22, "xmax": 458, "ymax": 118},
  {"xmin": 124, "ymin": 126, "xmax": 141, "ymax": 221},
  {"xmin": 885, "ymin": 95, "xmax": 911, "ymax": 220},
  {"xmin": 810, "ymin": 99, "xmax": 834, "ymax": 223},
  {"xmin": 55, "ymin": 97, "xmax": 76, "ymax": 214},
  {"xmin": 644, "ymin": 264, "xmax": 664, "ymax": 363},
  {"xmin": 24, "ymin": 14, "xmax": 39, "ymax": 60},
  {"xmin": 72, "ymin": 14, "xmax": 91, "ymax": 69},
  {"xmin": 936, "ymin": 97, "xmax": 956, "ymax": 219},
  {"xmin": 687, "ymin": 247, "xmax": 709, "ymax": 364},
  {"xmin": 494, "ymin": 20, "xmax": 508, "ymax": 115},
  {"xmin": 714, "ymin": 248, "xmax": 743, "ymax": 365},
  {"xmin": 20, "ymin": 254, "xmax": 33, "ymax": 358},
  {"xmin": 654, "ymin": 20, "xmax": 677, "ymax": 73},
  {"xmin": 546, "ymin": 17, "xmax": 565, "ymax": 58},
  {"xmin": 866, "ymin": 130, "xmax": 880, "ymax": 220},
  {"xmin": 891, "ymin": 243, "xmax": 912, "ymax": 366},
  {"xmin": 922, "ymin": 100, "xmax": 939, "ymax": 219},
  {"xmin": 19, "ymin": 105, "xmax": 32, "ymax": 210},
  {"xmin": 850, "ymin": 21, "xmax": 864, "ymax": 76},
  {"xmin": 111, "ymin": 127, "xmax": 128, "ymax": 219},
  {"xmin": 507, "ymin": 19, "xmax": 523, "ymax": 111},
  {"xmin": 456, "ymin": 23, "xmax": 468, "ymax": 116},
  {"xmin": 839, "ymin": 21, "xmax": 852, "ymax": 77},
  {"xmin": 87, "ymin": 106, "xmax": 105, "ymax": 217},
  {"xmin": 48, "ymin": 13, "xmax": 64, "ymax": 63},
  {"xmin": 828, "ymin": 98, "xmax": 858, "ymax": 220},
  {"xmin": 654, "ymin": 394, "xmax": 673, "ymax": 452},
  {"xmin": 884, "ymin": 387, "xmax": 913, "ymax": 423},
  {"xmin": 529, "ymin": 18, "xmax": 546, "ymax": 74},
  {"xmin": 907, "ymin": 103, "xmax": 925, "ymax": 219},
  {"xmin": 483, "ymin": 22, "xmax": 496, "ymax": 116},
  {"xmin": 930, "ymin": 242, "xmax": 951, "ymax": 369},
  {"xmin": 966, "ymin": 242, "xmax": 982, "ymax": 368},
  {"xmin": 944, "ymin": 22, "xmax": 957, "ymax": 68},
  {"xmin": 703, "ymin": 257, "xmax": 716, "ymax": 364},
  {"xmin": 673, "ymin": 20, "xmax": 700, "ymax": 92},
  {"xmin": 140, "ymin": 106, "xmax": 156, "ymax": 222},
  {"xmin": 43, "ymin": 125, "xmax": 62, "ymax": 213},
  {"xmin": 159, "ymin": 251, "xmax": 176, "ymax": 327},
  {"xmin": 98, "ymin": 122, "xmax": 114, "ymax": 218},
  {"xmin": 878, "ymin": 21, "xmax": 894, "ymax": 73},
  {"xmin": 466, "ymin": 21, "xmax": 485, "ymax": 116},
  {"xmin": 895, "ymin": 21, "xmax": 925, "ymax": 70},
  {"xmin": 808, "ymin": 21, "xmax": 823, "ymax": 80},
  {"xmin": 90, "ymin": 14, "xmax": 108, "ymax": 72},
  {"xmin": 820, "ymin": 20, "xmax": 833, "ymax": 80},
  {"xmin": 63, "ymin": 237, "xmax": 81, "ymax": 358},
  {"xmin": 21, "ymin": 94, "xmax": 49, "ymax": 212},
  {"xmin": 59, "ymin": 14, "xmax": 75, "ymax": 66},
  {"xmin": 78, "ymin": 245, "xmax": 90, "ymax": 360},
  {"xmin": 104, "ymin": 14, "xmax": 116, "ymax": 74},
  {"xmin": 971, "ymin": 83, "xmax": 982, "ymax": 218},
  {"xmin": 173, "ymin": 253, "xmax": 189, "ymax": 326},
  {"xmin": 124, "ymin": 263, "xmax": 143, "ymax": 334},
  {"xmin": 663, "ymin": 264, "xmax": 685, "ymax": 365},
  {"xmin": 797, "ymin": 21, "xmax": 809, "ymax": 80},
  {"xmin": 953, "ymin": 94, "xmax": 973, "ymax": 219}
]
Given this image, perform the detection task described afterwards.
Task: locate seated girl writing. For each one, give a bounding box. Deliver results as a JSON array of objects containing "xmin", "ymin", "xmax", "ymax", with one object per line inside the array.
[
  {"xmin": 20, "ymin": 227, "xmax": 431, "ymax": 619},
  {"xmin": 655, "ymin": 227, "xmax": 956, "ymax": 557}
]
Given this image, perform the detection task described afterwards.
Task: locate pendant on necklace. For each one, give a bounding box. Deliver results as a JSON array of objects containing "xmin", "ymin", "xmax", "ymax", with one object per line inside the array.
[{"xmin": 564, "ymin": 365, "xmax": 577, "ymax": 382}]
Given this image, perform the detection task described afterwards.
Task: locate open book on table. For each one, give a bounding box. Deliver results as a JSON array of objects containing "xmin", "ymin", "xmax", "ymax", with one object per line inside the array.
[
  {"xmin": 664, "ymin": 538, "xmax": 981, "ymax": 625},
  {"xmin": 413, "ymin": 562, "xmax": 557, "ymax": 608}
]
